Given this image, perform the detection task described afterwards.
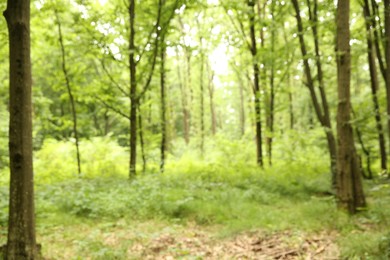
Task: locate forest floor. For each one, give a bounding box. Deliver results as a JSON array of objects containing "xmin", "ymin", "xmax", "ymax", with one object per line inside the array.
[
  {"xmin": 1, "ymin": 163, "xmax": 390, "ymax": 259},
  {"xmin": 31, "ymin": 220, "xmax": 340, "ymax": 260}
]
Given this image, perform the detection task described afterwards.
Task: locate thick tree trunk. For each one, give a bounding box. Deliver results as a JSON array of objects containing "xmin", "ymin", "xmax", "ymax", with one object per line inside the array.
[
  {"xmin": 249, "ymin": 0, "xmax": 263, "ymax": 167},
  {"xmin": 336, "ymin": 0, "xmax": 366, "ymax": 213},
  {"xmin": 55, "ymin": 10, "xmax": 82, "ymax": 176},
  {"xmin": 129, "ymin": 0, "xmax": 137, "ymax": 178},
  {"xmin": 3, "ymin": 0, "xmax": 41, "ymax": 258},
  {"xmin": 363, "ymin": 0, "xmax": 387, "ymax": 172}
]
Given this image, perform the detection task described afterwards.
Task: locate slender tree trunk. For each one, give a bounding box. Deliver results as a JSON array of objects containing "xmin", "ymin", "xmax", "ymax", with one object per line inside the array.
[
  {"xmin": 186, "ymin": 53, "xmax": 193, "ymax": 139},
  {"xmin": 384, "ymin": 0, "xmax": 390, "ymax": 164},
  {"xmin": 178, "ymin": 14, "xmax": 193, "ymax": 138},
  {"xmin": 176, "ymin": 47, "xmax": 190, "ymax": 143},
  {"xmin": 363, "ymin": 0, "xmax": 387, "ymax": 172},
  {"xmin": 288, "ymin": 74, "xmax": 294, "ymax": 130},
  {"xmin": 138, "ymin": 107, "xmax": 146, "ymax": 174},
  {"xmin": 207, "ymin": 63, "xmax": 217, "ymax": 135},
  {"xmin": 55, "ymin": 10, "xmax": 82, "ymax": 176},
  {"xmin": 199, "ymin": 51, "xmax": 205, "ymax": 157},
  {"xmin": 336, "ymin": 0, "xmax": 366, "ymax": 213},
  {"xmin": 282, "ymin": 26, "xmax": 294, "ymax": 130},
  {"xmin": 249, "ymin": 0, "xmax": 263, "ymax": 167},
  {"xmin": 3, "ymin": 0, "xmax": 41, "ymax": 258},
  {"xmin": 266, "ymin": 1, "xmax": 276, "ymax": 166},
  {"xmin": 238, "ymin": 73, "xmax": 246, "ymax": 136},
  {"xmin": 160, "ymin": 39, "xmax": 167, "ymax": 173},
  {"xmin": 353, "ymin": 108, "xmax": 374, "ymax": 179},
  {"xmin": 104, "ymin": 109, "xmax": 110, "ymax": 135},
  {"xmin": 129, "ymin": 0, "xmax": 137, "ymax": 178},
  {"xmin": 367, "ymin": 0, "xmax": 387, "ymax": 83},
  {"xmin": 292, "ymin": 0, "xmax": 337, "ymax": 188}
]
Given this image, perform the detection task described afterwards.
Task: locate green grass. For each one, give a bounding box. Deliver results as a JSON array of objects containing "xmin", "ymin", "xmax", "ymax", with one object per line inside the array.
[{"xmin": 1, "ymin": 137, "xmax": 390, "ymax": 258}]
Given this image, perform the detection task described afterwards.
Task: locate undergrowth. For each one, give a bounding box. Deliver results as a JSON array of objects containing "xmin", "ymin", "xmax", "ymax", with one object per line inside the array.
[{"xmin": 0, "ymin": 136, "xmax": 389, "ymax": 258}]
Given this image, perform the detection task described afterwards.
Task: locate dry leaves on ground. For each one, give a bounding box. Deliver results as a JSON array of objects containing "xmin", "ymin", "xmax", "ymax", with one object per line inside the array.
[{"xmin": 130, "ymin": 229, "xmax": 339, "ymax": 259}]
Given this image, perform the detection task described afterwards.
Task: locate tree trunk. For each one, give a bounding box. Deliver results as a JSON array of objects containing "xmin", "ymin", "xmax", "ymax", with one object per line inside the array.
[
  {"xmin": 292, "ymin": 0, "xmax": 337, "ymax": 188},
  {"xmin": 266, "ymin": 1, "xmax": 276, "ymax": 166},
  {"xmin": 199, "ymin": 49, "xmax": 205, "ymax": 157},
  {"xmin": 238, "ymin": 72, "xmax": 246, "ymax": 136},
  {"xmin": 283, "ymin": 26, "xmax": 294, "ymax": 130},
  {"xmin": 207, "ymin": 62, "xmax": 217, "ymax": 136},
  {"xmin": 370, "ymin": 0, "xmax": 387, "ymax": 80},
  {"xmin": 363, "ymin": 0, "xmax": 387, "ymax": 172},
  {"xmin": 55, "ymin": 10, "xmax": 82, "ymax": 176},
  {"xmin": 249, "ymin": 0, "xmax": 263, "ymax": 167},
  {"xmin": 288, "ymin": 74, "xmax": 294, "ymax": 130},
  {"xmin": 160, "ymin": 39, "xmax": 167, "ymax": 173},
  {"xmin": 138, "ymin": 107, "xmax": 146, "ymax": 174},
  {"xmin": 353, "ymin": 108, "xmax": 374, "ymax": 179},
  {"xmin": 178, "ymin": 15, "xmax": 193, "ymax": 141},
  {"xmin": 129, "ymin": 0, "xmax": 137, "ymax": 178},
  {"xmin": 176, "ymin": 47, "xmax": 190, "ymax": 143},
  {"xmin": 384, "ymin": 0, "xmax": 390, "ymax": 166},
  {"xmin": 3, "ymin": 0, "xmax": 41, "ymax": 258},
  {"xmin": 336, "ymin": 0, "xmax": 366, "ymax": 213}
]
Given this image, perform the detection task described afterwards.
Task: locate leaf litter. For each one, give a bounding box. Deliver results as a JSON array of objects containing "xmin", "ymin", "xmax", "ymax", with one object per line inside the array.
[{"xmin": 129, "ymin": 227, "xmax": 339, "ymax": 259}]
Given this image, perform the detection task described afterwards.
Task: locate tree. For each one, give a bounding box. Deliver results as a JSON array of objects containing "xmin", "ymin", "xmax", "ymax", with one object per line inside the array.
[
  {"xmin": 160, "ymin": 33, "xmax": 167, "ymax": 173},
  {"xmin": 336, "ymin": 0, "xmax": 366, "ymax": 213},
  {"xmin": 248, "ymin": 0, "xmax": 264, "ymax": 167},
  {"xmin": 291, "ymin": 0, "xmax": 337, "ymax": 188},
  {"xmin": 362, "ymin": 0, "xmax": 387, "ymax": 172},
  {"xmin": 2, "ymin": 0, "xmax": 41, "ymax": 258},
  {"xmin": 128, "ymin": 0, "xmax": 137, "ymax": 177},
  {"xmin": 385, "ymin": 0, "xmax": 390, "ymax": 166},
  {"xmin": 55, "ymin": 9, "xmax": 82, "ymax": 175}
]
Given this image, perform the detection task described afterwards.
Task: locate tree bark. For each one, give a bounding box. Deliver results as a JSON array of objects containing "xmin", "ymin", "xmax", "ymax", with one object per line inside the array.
[
  {"xmin": 55, "ymin": 10, "xmax": 82, "ymax": 176},
  {"xmin": 384, "ymin": 0, "xmax": 390, "ymax": 164},
  {"xmin": 3, "ymin": 0, "xmax": 41, "ymax": 258},
  {"xmin": 363, "ymin": 0, "xmax": 387, "ymax": 172},
  {"xmin": 292, "ymin": 0, "xmax": 337, "ymax": 188},
  {"xmin": 160, "ymin": 37, "xmax": 167, "ymax": 173},
  {"xmin": 199, "ymin": 42, "xmax": 205, "ymax": 157},
  {"xmin": 129, "ymin": 0, "xmax": 137, "ymax": 178},
  {"xmin": 266, "ymin": 1, "xmax": 276, "ymax": 166},
  {"xmin": 248, "ymin": 0, "xmax": 263, "ymax": 167},
  {"xmin": 207, "ymin": 62, "xmax": 217, "ymax": 136},
  {"xmin": 138, "ymin": 107, "xmax": 146, "ymax": 174},
  {"xmin": 336, "ymin": 0, "xmax": 366, "ymax": 213},
  {"xmin": 176, "ymin": 47, "xmax": 190, "ymax": 143}
]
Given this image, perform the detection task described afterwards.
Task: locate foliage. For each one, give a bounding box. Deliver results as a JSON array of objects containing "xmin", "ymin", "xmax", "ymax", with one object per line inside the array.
[
  {"xmin": 1, "ymin": 0, "xmax": 390, "ymax": 258},
  {"xmin": 34, "ymin": 137, "xmax": 128, "ymax": 182}
]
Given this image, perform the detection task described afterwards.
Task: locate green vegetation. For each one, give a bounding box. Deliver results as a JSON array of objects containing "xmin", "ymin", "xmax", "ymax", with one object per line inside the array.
[
  {"xmin": 1, "ymin": 136, "xmax": 389, "ymax": 258},
  {"xmin": 2, "ymin": 0, "xmax": 390, "ymax": 258}
]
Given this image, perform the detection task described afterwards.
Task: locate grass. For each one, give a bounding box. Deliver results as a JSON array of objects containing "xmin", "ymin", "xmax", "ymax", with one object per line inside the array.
[{"xmin": 0, "ymin": 137, "xmax": 390, "ymax": 258}]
